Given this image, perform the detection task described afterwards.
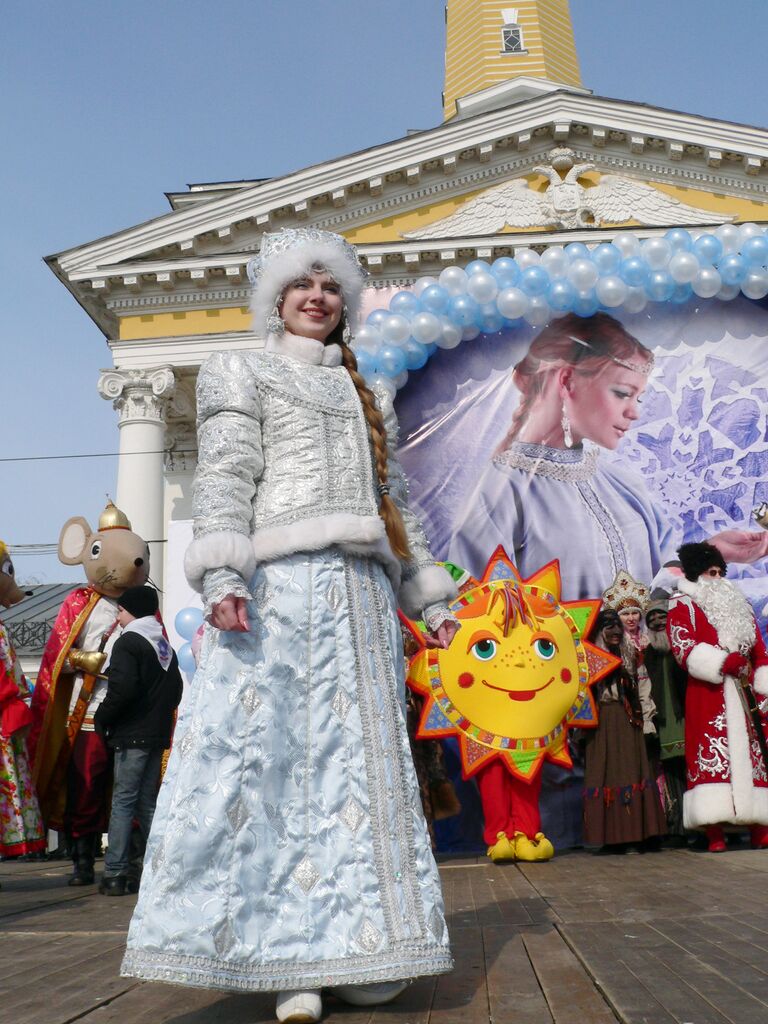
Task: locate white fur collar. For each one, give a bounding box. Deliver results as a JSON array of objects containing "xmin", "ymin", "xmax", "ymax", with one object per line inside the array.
[
  {"xmin": 678, "ymin": 576, "xmax": 755, "ymax": 652},
  {"xmin": 264, "ymin": 332, "xmax": 343, "ymax": 367}
]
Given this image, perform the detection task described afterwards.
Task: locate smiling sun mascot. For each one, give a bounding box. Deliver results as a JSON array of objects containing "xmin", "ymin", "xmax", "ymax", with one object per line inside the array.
[{"xmin": 403, "ymin": 547, "xmax": 619, "ymax": 862}]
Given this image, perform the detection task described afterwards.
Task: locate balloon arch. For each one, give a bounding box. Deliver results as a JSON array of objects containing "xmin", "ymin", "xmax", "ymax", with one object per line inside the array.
[{"xmin": 353, "ymin": 224, "xmax": 768, "ymax": 397}]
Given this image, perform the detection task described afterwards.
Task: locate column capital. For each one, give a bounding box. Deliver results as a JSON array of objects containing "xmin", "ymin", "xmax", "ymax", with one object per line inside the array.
[{"xmin": 98, "ymin": 366, "xmax": 176, "ymax": 424}]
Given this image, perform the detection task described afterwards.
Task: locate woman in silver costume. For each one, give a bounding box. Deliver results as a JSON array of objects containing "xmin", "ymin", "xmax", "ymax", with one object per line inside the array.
[{"xmin": 121, "ymin": 229, "xmax": 458, "ymax": 1023}]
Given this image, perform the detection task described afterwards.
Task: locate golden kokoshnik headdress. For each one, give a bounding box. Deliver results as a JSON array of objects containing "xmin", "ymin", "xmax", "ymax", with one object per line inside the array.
[
  {"xmin": 246, "ymin": 228, "xmax": 368, "ymax": 340},
  {"xmin": 602, "ymin": 570, "xmax": 650, "ymax": 612}
]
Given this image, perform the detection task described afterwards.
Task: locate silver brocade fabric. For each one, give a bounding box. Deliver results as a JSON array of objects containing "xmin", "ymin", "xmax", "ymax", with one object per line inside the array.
[
  {"xmin": 193, "ymin": 348, "xmax": 449, "ymax": 617},
  {"xmin": 122, "ymin": 551, "xmax": 452, "ymax": 990}
]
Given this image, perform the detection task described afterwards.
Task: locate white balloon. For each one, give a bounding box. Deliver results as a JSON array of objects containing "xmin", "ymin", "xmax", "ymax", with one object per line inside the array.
[
  {"xmin": 466, "ymin": 270, "xmax": 499, "ymax": 304},
  {"xmin": 595, "ymin": 275, "xmax": 627, "ymax": 307},
  {"xmin": 369, "ymin": 373, "xmax": 396, "ymax": 400},
  {"xmin": 524, "ymin": 296, "xmax": 551, "ymax": 326},
  {"xmin": 568, "ymin": 258, "xmax": 599, "ymax": 291},
  {"xmin": 715, "ymin": 223, "xmax": 741, "ymax": 254},
  {"xmin": 641, "ymin": 237, "xmax": 672, "ymax": 269},
  {"xmin": 691, "ymin": 266, "xmax": 722, "ymax": 298},
  {"xmin": 668, "ymin": 251, "xmax": 700, "ymax": 284},
  {"xmin": 613, "ymin": 231, "xmax": 641, "ymax": 257},
  {"xmin": 738, "ymin": 223, "xmax": 763, "ymax": 245},
  {"xmin": 462, "ymin": 325, "xmax": 481, "ymax": 341},
  {"xmin": 497, "ymin": 287, "xmax": 529, "ymax": 319},
  {"xmin": 436, "ymin": 317, "xmax": 462, "ymax": 349},
  {"xmin": 412, "ymin": 276, "xmax": 438, "ymax": 297},
  {"xmin": 514, "ymin": 248, "xmax": 540, "ymax": 270},
  {"xmin": 379, "ymin": 314, "xmax": 411, "ymax": 346},
  {"xmin": 623, "ymin": 287, "xmax": 648, "ymax": 314},
  {"xmin": 410, "ymin": 311, "xmax": 442, "ymax": 344},
  {"xmin": 716, "ymin": 282, "xmax": 741, "ymax": 301},
  {"xmin": 439, "ymin": 265, "xmax": 468, "ymax": 296},
  {"xmin": 742, "ymin": 270, "xmax": 768, "ymax": 300},
  {"xmin": 352, "ymin": 324, "xmax": 382, "ymax": 353},
  {"xmin": 540, "ymin": 246, "xmax": 568, "ymax": 278},
  {"xmin": 393, "ymin": 370, "xmax": 409, "ymax": 389}
]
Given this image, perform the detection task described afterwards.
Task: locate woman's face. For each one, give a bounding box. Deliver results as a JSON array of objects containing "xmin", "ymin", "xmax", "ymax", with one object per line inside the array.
[
  {"xmin": 279, "ymin": 271, "xmax": 343, "ymax": 342},
  {"xmin": 618, "ymin": 607, "xmax": 642, "ymax": 633},
  {"xmin": 567, "ymin": 362, "xmax": 648, "ymax": 450}
]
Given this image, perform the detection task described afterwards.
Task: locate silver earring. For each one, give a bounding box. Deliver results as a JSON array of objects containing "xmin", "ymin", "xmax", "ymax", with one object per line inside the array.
[
  {"xmin": 266, "ymin": 301, "xmax": 284, "ymax": 336},
  {"xmin": 561, "ymin": 402, "xmax": 573, "ymax": 448},
  {"xmin": 341, "ymin": 305, "xmax": 351, "ymax": 345}
]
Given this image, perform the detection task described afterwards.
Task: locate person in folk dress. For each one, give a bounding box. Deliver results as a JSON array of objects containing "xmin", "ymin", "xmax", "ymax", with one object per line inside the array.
[{"xmin": 121, "ymin": 229, "xmax": 459, "ymax": 1023}]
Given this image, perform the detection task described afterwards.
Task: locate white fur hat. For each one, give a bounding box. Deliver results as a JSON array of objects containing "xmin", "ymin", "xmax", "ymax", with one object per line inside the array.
[{"xmin": 247, "ymin": 228, "xmax": 368, "ymax": 338}]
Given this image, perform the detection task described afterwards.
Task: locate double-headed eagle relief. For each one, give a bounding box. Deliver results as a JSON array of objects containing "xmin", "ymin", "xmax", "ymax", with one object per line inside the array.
[{"xmin": 403, "ymin": 148, "xmax": 733, "ymax": 238}]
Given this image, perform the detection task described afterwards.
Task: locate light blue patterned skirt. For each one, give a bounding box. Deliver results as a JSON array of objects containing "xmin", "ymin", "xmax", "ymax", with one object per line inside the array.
[{"xmin": 122, "ymin": 550, "xmax": 452, "ymax": 992}]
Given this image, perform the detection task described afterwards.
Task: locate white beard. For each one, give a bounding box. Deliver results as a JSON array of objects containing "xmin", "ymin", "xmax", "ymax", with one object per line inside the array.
[
  {"xmin": 683, "ymin": 576, "xmax": 756, "ymax": 653},
  {"xmin": 647, "ymin": 628, "xmax": 670, "ymax": 653}
]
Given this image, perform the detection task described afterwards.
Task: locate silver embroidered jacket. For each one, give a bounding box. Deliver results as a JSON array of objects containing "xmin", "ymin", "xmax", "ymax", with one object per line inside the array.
[{"xmin": 184, "ymin": 332, "xmax": 456, "ymax": 620}]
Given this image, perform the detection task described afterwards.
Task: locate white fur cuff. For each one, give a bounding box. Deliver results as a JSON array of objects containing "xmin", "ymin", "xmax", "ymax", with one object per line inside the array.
[
  {"xmin": 754, "ymin": 666, "xmax": 768, "ymax": 697},
  {"xmin": 687, "ymin": 643, "xmax": 728, "ymax": 685},
  {"xmin": 184, "ymin": 531, "xmax": 257, "ymax": 592},
  {"xmin": 398, "ymin": 565, "xmax": 458, "ymax": 620}
]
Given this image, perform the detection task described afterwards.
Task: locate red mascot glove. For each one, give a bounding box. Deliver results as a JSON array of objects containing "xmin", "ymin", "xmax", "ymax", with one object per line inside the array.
[{"xmin": 722, "ymin": 652, "xmax": 749, "ymax": 678}]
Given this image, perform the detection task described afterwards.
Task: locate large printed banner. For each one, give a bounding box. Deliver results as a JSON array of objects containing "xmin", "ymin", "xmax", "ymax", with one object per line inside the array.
[{"xmin": 395, "ymin": 296, "xmax": 768, "ymax": 625}]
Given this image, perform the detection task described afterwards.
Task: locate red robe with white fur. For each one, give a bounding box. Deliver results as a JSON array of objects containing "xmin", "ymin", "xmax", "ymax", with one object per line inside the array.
[{"xmin": 667, "ymin": 577, "xmax": 768, "ymax": 828}]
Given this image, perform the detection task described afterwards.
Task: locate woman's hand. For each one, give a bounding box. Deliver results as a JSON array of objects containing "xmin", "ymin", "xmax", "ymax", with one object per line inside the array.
[
  {"xmin": 209, "ymin": 595, "xmax": 250, "ymax": 632},
  {"xmin": 424, "ymin": 620, "xmax": 460, "ymax": 650},
  {"xmin": 710, "ymin": 529, "xmax": 768, "ymax": 564}
]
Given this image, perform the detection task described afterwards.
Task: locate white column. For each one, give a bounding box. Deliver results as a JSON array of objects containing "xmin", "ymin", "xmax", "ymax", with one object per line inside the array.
[{"xmin": 97, "ymin": 366, "xmax": 176, "ymax": 590}]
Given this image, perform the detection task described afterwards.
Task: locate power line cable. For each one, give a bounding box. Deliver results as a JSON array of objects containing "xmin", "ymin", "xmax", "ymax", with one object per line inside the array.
[{"xmin": 1, "ymin": 449, "xmax": 197, "ymax": 464}]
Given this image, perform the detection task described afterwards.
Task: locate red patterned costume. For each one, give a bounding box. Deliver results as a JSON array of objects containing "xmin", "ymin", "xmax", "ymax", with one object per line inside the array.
[{"xmin": 667, "ymin": 576, "xmax": 768, "ymax": 831}]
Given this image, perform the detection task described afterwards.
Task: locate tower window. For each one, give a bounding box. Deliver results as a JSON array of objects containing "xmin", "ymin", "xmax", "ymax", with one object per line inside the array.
[{"xmin": 501, "ymin": 25, "xmax": 524, "ymax": 53}]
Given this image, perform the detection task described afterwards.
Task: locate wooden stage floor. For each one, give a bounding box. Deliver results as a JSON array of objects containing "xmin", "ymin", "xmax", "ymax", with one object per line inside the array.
[{"xmin": 3, "ymin": 846, "xmax": 768, "ymax": 1024}]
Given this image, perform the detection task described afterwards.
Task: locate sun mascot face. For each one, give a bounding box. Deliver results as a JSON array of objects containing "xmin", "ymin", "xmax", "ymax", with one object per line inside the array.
[{"xmin": 403, "ymin": 547, "xmax": 619, "ymax": 781}]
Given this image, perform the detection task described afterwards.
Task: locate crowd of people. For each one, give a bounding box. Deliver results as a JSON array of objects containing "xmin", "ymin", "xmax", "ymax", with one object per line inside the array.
[{"xmin": 2, "ymin": 228, "xmax": 768, "ymax": 1024}]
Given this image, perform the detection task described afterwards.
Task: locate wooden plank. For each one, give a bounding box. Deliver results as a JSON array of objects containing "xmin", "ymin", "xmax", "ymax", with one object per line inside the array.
[
  {"xmin": 523, "ymin": 925, "xmax": 617, "ymax": 1023},
  {"xmin": 429, "ymin": 924, "xmax": 488, "ymax": 1024},
  {"xmin": 446, "ymin": 867, "xmax": 478, "ymax": 931},
  {"xmin": 367, "ymin": 975, "xmax": 436, "ymax": 1024},
  {"xmin": 483, "ymin": 926, "xmax": 552, "ymax": 1024},
  {"xmin": 0, "ymin": 933, "xmax": 108, "ymax": 985},
  {"xmin": 79, "ymin": 986, "xmax": 277, "ymax": 1024}
]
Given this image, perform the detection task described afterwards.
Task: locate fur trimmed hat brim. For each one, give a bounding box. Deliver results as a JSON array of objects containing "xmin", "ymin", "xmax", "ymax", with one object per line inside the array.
[{"xmin": 250, "ymin": 234, "xmax": 367, "ymax": 338}]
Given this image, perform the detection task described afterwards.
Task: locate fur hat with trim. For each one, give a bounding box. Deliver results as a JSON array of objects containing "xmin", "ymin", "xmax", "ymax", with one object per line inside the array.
[
  {"xmin": 677, "ymin": 541, "xmax": 727, "ymax": 582},
  {"xmin": 247, "ymin": 228, "xmax": 368, "ymax": 338}
]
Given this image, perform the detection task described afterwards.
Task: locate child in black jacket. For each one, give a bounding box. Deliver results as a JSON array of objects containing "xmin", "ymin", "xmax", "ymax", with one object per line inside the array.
[{"xmin": 94, "ymin": 586, "xmax": 183, "ymax": 895}]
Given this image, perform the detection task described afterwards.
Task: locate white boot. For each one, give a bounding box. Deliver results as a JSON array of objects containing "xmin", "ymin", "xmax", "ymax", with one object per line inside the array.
[
  {"xmin": 331, "ymin": 980, "xmax": 409, "ymax": 1006},
  {"xmin": 275, "ymin": 989, "xmax": 322, "ymax": 1023}
]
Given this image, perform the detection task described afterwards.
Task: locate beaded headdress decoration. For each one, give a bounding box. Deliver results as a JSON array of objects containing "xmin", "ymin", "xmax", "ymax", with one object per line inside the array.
[
  {"xmin": 568, "ymin": 335, "xmax": 654, "ymax": 377},
  {"xmin": 245, "ymin": 228, "xmax": 367, "ymax": 287},
  {"xmin": 602, "ymin": 571, "xmax": 650, "ymax": 612}
]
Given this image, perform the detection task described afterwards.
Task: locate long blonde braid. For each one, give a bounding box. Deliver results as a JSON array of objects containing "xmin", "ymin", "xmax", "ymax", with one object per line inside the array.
[{"xmin": 340, "ymin": 344, "xmax": 411, "ymax": 560}]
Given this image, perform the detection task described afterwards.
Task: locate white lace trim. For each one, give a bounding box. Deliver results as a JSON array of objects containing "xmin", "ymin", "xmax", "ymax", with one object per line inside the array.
[{"xmin": 493, "ymin": 442, "xmax": 599, "ymax": 482}]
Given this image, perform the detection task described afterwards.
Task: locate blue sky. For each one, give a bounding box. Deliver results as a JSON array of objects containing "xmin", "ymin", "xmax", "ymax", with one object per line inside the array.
[{"xmin": 3, "ymin": 0, "xmax": 767, "ymax": 582}]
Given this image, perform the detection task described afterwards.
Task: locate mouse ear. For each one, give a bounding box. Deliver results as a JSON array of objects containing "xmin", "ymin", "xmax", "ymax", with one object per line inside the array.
[{"xmin": 59, "ymin": 517, "xmax": 92, "ymax": 565}]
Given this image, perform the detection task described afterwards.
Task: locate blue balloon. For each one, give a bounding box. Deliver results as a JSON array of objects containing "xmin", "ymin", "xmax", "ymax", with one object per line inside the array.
[
  {"xmin": 492, "ymin": 257, "xmax": 519, "ymax": 284},
  {"xmin": 178, "ymin": 642, "xmax": 197, "ymax": 675},
  {"xmin": 665, "ymin": 228, "xmax": 693, "ymax": 252},
  {"xmin": 719, "ymin": 253, "xmax": 748, "ymax": 286},
  {"xmin": 465, "ymin": 259, "xmax": 492, "ymax": 276},
  {"xmin": 742, "ymin": 235, "xmax": 768, "ymax": 266},
  {"xmin": 420, "ymin": 284, "xmax": 450, "ymax": 314},
  {"xmin": 448, "ymin": 294, "xmax": 482, "ymax": 327},
  {"xmin": 175, "ymin": 606, "xmax": 204, "ymax": 642},
  {"xmin": 366, "ymin": 308, "xmax": 389, "ymax": 328},
  {"xmin": 480, "ymin": 312, "xmax": 505, "ymax": 333},
  {"xmin": 424, "ymin": 342, "xmax": 439, "ymax": 356},
  {"xmin": 354, "ymin": 349, "xmax": 377, "ymax": 378},
  {"xmin": 619, "ymin": 256, "xmax": 649, "ymax": 287},
  {"xmin": 573, "ymin": 290, "xmax": 599, "ymax": 317},
  {"xmin": 388, "ymin": 291, "xmax": 421, "ymax": 317},
  {"xmin": 377, "ymin": 344, "xmax": 407, "ymax": 377},
  {"xmin": 647, "ymin": 270, "xmax": 675, "ymax": 302},
  {"xmin": 547, "ymin": 279, "xmax": 576, "ymax": 311},
  {"xmin": 670, "ymin": 283, "xmax": 693, "ymax": 304},
  {"xmin": 520, "ymin": 266, "xmax": 550, "ymax": 297},
  {"xmin": 401, "ymin": 338, "xmax": 429, "ymax": 370},
  {"xmin": 592, "ymin": 243, "xmax": 621, "ymax": 274},
  {"xmin": 565, "ymin": 242, "xmax": 590, "ymax": 261},
  {"xmin": 693, "ymin": 233, "xmax": 723, "ymax": 264}
]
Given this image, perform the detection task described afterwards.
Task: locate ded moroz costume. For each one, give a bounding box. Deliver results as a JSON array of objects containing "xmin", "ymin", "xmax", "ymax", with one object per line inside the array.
[
  {"xmin": 122, "ymin": 229, "xmax": 456, "ymax": 1009},
  {"xmin": 666, "ymin": 543, "xmax": 768, "ymax": 847}
]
